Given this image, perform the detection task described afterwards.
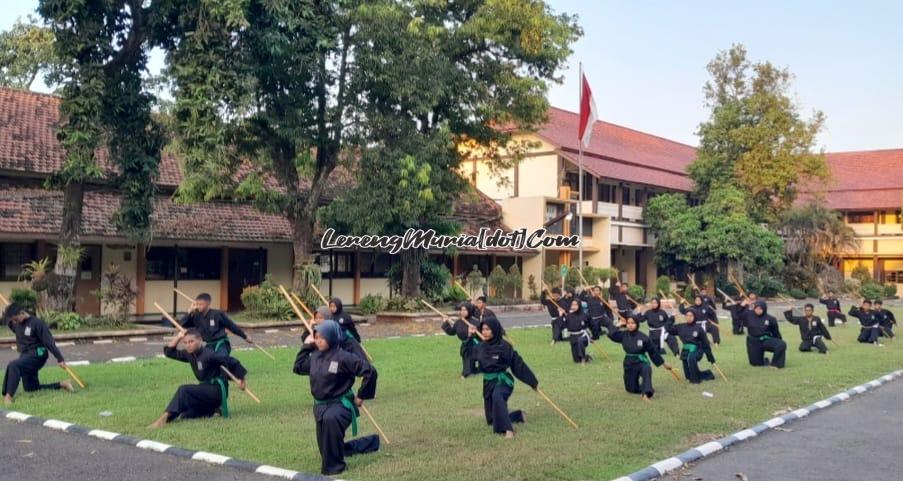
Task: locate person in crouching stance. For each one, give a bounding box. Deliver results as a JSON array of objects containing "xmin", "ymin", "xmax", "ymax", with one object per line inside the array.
[
  {"xmin": 472, "ymin": 316, "xmax": 539, "ymax": 438},
  {"xmin": 441, "ymin": 302, "xmax": 481, "ymax": 378},
  {"xmin": 742, "ymin": 300, "xmax": 786, "ymax": 368},
  {"xmin": 294, "ymin": 320, "xmax": 379, "ymax": 475},
  {"xmin": 666, "ymin": 311, "xmax": 716, "ymax": 383},
  {"xmin": 3, "ymin": 304, "xmax": 73, "ymax": 405},
  {"xmin": 783, "ymin": 304, "xmax": 832, "ymax": 354},
  {"xmin": 150, "ymin": 329, "xmax": 248, "ymax": 428},
  {"xmin": 849, "ymin": 299, "xmax": 881, "ymax": 345},
  {"xmin": 607, "ymin": 316, "xmax": 672, "ymax": 401}
]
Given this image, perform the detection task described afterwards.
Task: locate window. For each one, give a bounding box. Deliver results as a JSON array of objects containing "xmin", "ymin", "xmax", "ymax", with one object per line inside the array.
[
  {"xmin": 315, "ymin": 252, "xmax": 354, "ymax": 279},
  {"xmin": 146, "ymin": 247, "xmax": 222, "ymax": 280},
  {"xmin": 545, "ymin": 203, "xmax": 565, "ymax": 235},
  {"xmin": 887, "ymin": 272, "xmax": 903, "ymax": 283},
  {"xmin": 847, "ymin": 211, "xmax": 875, "ymax": 224},
  {"xmin": 880, "ymin": 210, "xmax": 902, "ymax": 224},
  {"xmin": 598, "ymin": 184, "xmax": 616, "ymax": 203},
  {"xmin": 0, "ymin": 243, "xmax": 34, "ymax": 282},
  {"xmin": 622, "ymin": 186, "xmax": 631, "ymax": 205},
  {"xmin": 582, "ymin": 175, "xmax": 593, "ymax": 201},
  {"xmin": 359, "ymin": 252, "xmax": 391, "ymax": 278}
]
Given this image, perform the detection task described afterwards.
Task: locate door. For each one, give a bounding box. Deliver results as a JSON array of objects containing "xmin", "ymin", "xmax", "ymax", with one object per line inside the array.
[
  {"xmin": 228, "ymin": 248, "xmax": 267, "ymax": 311},
  {"xmin": 74, "ymin": 245, "xmax": 102, "ymax": 315}
]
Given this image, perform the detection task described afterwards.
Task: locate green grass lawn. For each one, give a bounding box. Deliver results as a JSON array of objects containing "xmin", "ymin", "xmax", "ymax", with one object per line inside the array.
[{"xmin": 9, "ymin": 309, "xmax": 903, "ymax": 481}]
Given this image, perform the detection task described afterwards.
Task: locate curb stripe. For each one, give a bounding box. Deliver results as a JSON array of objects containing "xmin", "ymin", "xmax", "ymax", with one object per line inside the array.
[
  {"xmin": 192, "ymin": 451, "xmax": 231, "ymax": 464},
  {"xmin": 43, "ymin": 419, "xmax": 72, "ymax": 431},
  {"xmin": 612, "ymin": 369, "xmax": 903, "ymax": 481},
  {"xmin": 88, "ymin": 429, "xmax": 119, "ymax": 440},
  {"xmin": 136, "ymin": 440, "xmax": 172, "ymax": 452}
]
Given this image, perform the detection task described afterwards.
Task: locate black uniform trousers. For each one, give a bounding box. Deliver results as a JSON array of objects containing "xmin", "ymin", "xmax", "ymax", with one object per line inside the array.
[
  {"xmin": 746, "ymin": 336, "xmax": 786, "ymax": 368},
  {"xmin": 459, "ymin": 340, "xmax": 478, "ymax": 377},
  {"xmin": 551, "ymin": 317, "xmax": 564, "ymax": 342},
  {"xmin": 799, "ymin": 337, "xmax": 828, "ymax": 354},
  {"xmin": 483, "ymin": 381, "xmax": 525, "ymax": 434},
  {"xmin": 732, "ymin": 317, "xmax": 745, "ymax": 335},
  {"xmin": 165, "ymin": 383, "xmax": 222, "ymax": 421},
  {"xmin": 623, "ymin": 358, "xmax": 655, "ymax": 397},
  {"xmin": 314, "ymin": 402, "xmax": 380, "ymax": 475},
  {"xmin": 858, "ymin": 327, "xmax": 880, "ymax": 344},
  {"xmin": 649, "ymin": 328, "xmax": 679, "ymax": 356},
  {"xmin": 826, "ymin": 311, "xmax": 847, "ymax": 327},
  {"xmin": 681, "ymin": 349, "xmax": 714, "ymax": 384},
  {"xmin": 568, "ymin": 332, "xmax": 588, "ymax": 363},
  {"xmin": 2, "ymin": 353, "xmax": 60, "ymax": 397}
]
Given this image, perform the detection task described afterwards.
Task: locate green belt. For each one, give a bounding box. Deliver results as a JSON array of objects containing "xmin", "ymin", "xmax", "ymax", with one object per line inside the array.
[
  {"xmin": 682, "ymin": 343, "xmax": 698, "ymax": 354},
  {"xmin": 625, "ymin": 352, "xmax": 650, "ymax": 364},
  {"xmin": 315, "ymin": 389, "xmax": 358, "ymax": 436},
  {"xmin": 483, "ymin": 371, "xmax": 514, "ymax": 388},
  {"xmin": 210, "ymin": 336, "xmax": 230, "ymax": 353},
  {"xmin": 471, "ymin": 337, "xmax": 479, "ymax": 346},
  {"xmin": 208, "ymin": 376, "xmax": 229, "ymax": 418},
  {"xmin": 754, "ymin": 334, "xmax": 772, "ymax": 342},
  {"xmin": 36, "ymin": 347, "xmax": 47, "ymax": 357}
]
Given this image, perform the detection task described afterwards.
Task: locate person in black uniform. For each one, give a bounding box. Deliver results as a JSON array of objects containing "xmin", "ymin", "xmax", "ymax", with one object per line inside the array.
[
  {"xmin": 606, "ymin": 316, "xmax": 672, "ymax": 401},
  {"xmin": 178, "ymin": 293, "xmax": 254, "ymax": 355},
  {"xmin": 723, "ymin": 295, "xmax": 747, "ymax": 335},
  {"xmin": 609, "ymin": 280, "xmax": 635, "ymax": 319},
  {"xmin": 783, "ymin": 304, "xmax": 832, "ymax": 354},
  {"xmin": 149, "ymin": 329, "xmax": 249, "ymax": 428},
  {"xmin": 742, "ymin": 300, "xmax": 786, "ymax": 368},
  {"xmin": 666, "ymin": 310, "xmax": 716, "ymax": 383},
  {"xmin": 873, "ymin": 300, "xmax": 896, "ymax": 338},
  {"xmin": 309, "ymin": 306, "xmax": 377, "ymax": 392},
  {"xmin": 330, "ymin": 297, "xmax": 361, "ymax": 342},
  {"xmin": 541, "ymin": 288, "xmax": 566, "ymax": 343},
  {"xmin": 679, "ymin": 295, "xmax": 721, "ymax": 345},
  {"xmin": 579, "ymin": 286, "xmax": 611, "ymax": 340},
  {"xmin": 294, "ymin": 320, "xmax": 379, "ymax": 475},
  {"xmin": 642, "ymin": 298, "xmax": 679, "ymax": 356},
  {"xmin": 474, "ymin": 296, "xmax": 497, "ymax": 322},
  {"xmin": 819, "ymin": 292, "xmax": 847, "ymax": 327},
  {"xmin": 564, "ymin": 299, "xmax": 590, "ymax": 363},
  {"xmin": 471, "ymin": 316, "xmax": 539, "ymax": 439},
  {"xmin": 441, "ymin": 302, "xmax": 481, "ymax": 378},
  {"xmin": 849, "ymin": 299, "xmax": 881, "ymax": 344},
  {"xmin": 3, "ymin": 304, "xmax": 73, "ymax": 405}
]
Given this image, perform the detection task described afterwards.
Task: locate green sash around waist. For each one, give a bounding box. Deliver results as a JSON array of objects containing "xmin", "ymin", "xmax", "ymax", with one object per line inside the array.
[
  {"xmin": 208, "ymin": 376, "xmax": 229, "ymax": 418},
  {"xmin": 315, "ymin": 388, "xmax": 358, "ymax": 436},
  {"xmin": 483, "ymin": 371, "xmax": 514, "ymax": 388},
  {"xmin": 625, "ymin": 352, "xmax": 650, "ymax": 364},
  {"xmin": 36, "ymin": 346, "xmax": 46, "ymax": 357},
  {"xmin": 752, "ymin": 334, "xmax": 772, "ymax": 342},
  {"xmin": 682, "ymin": 343, "xmax": 699, "ymax": 354},
  {"xmin": 210, "ymin": 336, "xmax": 230, "ymax": 353}
]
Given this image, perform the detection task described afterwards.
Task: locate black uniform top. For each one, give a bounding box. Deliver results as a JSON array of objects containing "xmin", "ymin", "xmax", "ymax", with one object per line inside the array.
[
  {"xmin": 564, "ymin": 310, "xmax": 588, "ymax": 334},
  {"xmin": 848, "ymin": 306, "xmax": 878, "ymax": 327},
  {"xmin": 701, "ymin": 295, "xmax": 718, "ymax": 311},
  {"xmin": 330, "ymin": 298, "xmax": 361, "ymax": 342},
  {"xmin": 7, "ymin": 316, "xmax": 64, "ymax": 362},
  {"xmin": 164, "ymin": 345, "xmax": 247, "ymax": 382},
  {"xmin": 607, "ymin": 329, "xmax": 665, "ymax": 366},
  {"xmin": 819, "ymin": 297, "xmax": 842, "ymax": 312},
  {"xmin": 742, "ymin": 309, "xmax": 782, "ymax": 339},
  {"xmin": 874, "ymin": 309, "xmax": 897, "ymax": 326},
  {"xmin": 540, "ymin": 291, "xmax": 565, "ymax": 319},
  {"xmin": 609, "ymin": 284, "xmax": 632, "ymax": 311},
  {"xmin": 475, "ymin": 307, "xmax": 496, "ymax": 323},
  {"xmin": 782, "ymin": 310, "xmax": 832, "ymax": 342},
  {"xmin": 723, "ymin": 302, "xmax": 747, "ymax": 320},
  {"xmin": 679, "ymin": 303, "xmax": 717, "ymax": 323},
  {"xmin": 293, "ymin": 343, "xmax": 376, "ymax": 400},
  {"xmin": 442, "ymin": 317, "xmax": 477, "ymax": 342},
  {"xmin": 473, "ymin": 318, "xmax": 538, "ymax": 389},
  {"xmin": 579, "ymin": 290, "xmax": 608, "ymax": 319},
  {"xmin": 642, "ymin": 308, "xmax": 674, "ymax": 329},
  {"xmin": 179, "ymin": 309, "xmax": 247, "ymax": 342},
  {"xmin": 665, "ymin": 322, "xmax": 716, "ymax": 363},
  {"xmin": 301, "ymin": 328, "xmax": 371, "ymax": 364}
]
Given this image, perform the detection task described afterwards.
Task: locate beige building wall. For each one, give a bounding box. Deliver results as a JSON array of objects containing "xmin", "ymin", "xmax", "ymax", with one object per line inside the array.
[
  {"xmin": 145, "ymin": 280, "xmax": 222, "ymax": 314},
  {"xmin": 266, "ymin": 244, "xmax": 294, "ymax": 287}
]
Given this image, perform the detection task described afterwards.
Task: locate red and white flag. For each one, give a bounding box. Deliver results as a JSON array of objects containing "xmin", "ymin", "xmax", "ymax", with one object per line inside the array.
[{"xmin": 578, "ymin": 71, "xmax": 598, "ymax": 148}]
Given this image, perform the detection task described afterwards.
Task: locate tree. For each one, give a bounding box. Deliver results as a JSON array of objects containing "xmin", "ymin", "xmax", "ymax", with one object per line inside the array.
[
  {"xmin": 689, "ymin": 44, "xmax": 828, "ymax": 224},
  {"xmin": 0, "ymin": 17, "xmax": 56, "ymax": 90},
  {"xmin": 37, "ymin": 0, "xmax": 164, "ymax": 311},
  {"xmin": 777, "ymin": 202, "xmax": 859, "ymax": 290}
]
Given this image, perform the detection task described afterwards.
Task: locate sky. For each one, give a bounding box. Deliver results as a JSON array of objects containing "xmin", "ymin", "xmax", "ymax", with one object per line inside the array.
[{"xmin": 3, "ymin": 0, "xmax": 901, "ymax": 152}]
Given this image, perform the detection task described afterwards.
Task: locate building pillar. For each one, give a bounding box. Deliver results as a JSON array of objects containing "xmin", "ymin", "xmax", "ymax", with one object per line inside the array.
[
  {"xmin": 591, "ymin": 177, "xmax": 598, "ymax": 214},
  {"xmin": 35, "ymin": 239, "xmax": 47, "ymax": 260},
  {"xmin": 220, "ymin": 247, "xmax": 229, "ymax": 311},
  {"xmin": 353, "ymin": 250, "xmax": 361, "ymax": 304},
  {"xmin": 136, "ymin": 244, "xmax": 146, "ymax": 315}
]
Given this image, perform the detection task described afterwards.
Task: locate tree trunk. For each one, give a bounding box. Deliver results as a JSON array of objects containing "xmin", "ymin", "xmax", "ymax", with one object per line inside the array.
[
  {"xmin": 290, "ymin": 210, "xmax": 318, "ymax": 293},
  {"xmin": 400, "ymin": 248, "xmax": 425, "ymax": 297},
  {"xmin": 47, "ymin": 182, "xmax": 84, "ymax": 312}
]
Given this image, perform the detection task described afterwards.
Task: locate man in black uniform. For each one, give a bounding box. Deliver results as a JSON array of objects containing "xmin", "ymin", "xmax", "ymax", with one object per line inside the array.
[
  {"xmin": 609, "ymin": 280, "xmax": 635, "ymax": 319},
  {"xmin": 178, "ymin": 293, "xmax": 255, "ymax": 355},
  {"xmin": 579, "ymin": 286, "xmax": 611, "ymax": 340},
  {"xmin": 819, "ymin": 292, "xmax": 847, "ymax": 327},
  {"xmin": 294, "ymin": 320, "xmax": 379, "ymax": 475},
  {"xmin": 873, "ymin": 299, "xmax": 896, "ymax": 338},
  {"xmin": 149, "ymin": 329, "xmax": 249, "ymax": 428},
  {"xmin": 540, "ymin": 288, "xmax": 566, "ymax": 343},
  {"xmin": 783, "ymin": 304, "xmax": 832, "ymax": 354},
  {"xmin": 3, "ymin": 304, "xmax": 73, "ymax": 405},
  {"xmin": 849, "ymin": 300, "xmax": 881, "ymax": 344}
]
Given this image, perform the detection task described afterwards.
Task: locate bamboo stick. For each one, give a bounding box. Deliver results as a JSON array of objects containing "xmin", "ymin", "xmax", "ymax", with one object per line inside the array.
[
  {"xmin": 60, "ymin": 365, "xmax": 86, "ymax": 389},
  {"xmin": 309, "ymin": 283, "xmax": 329, "ymax": 305},
  {"xmin": 154, "ymin": 302, "xmax": 187, "ymax": 333},
  {"xmin": 278, "ymin": 285, "xmax": 313, "ymax": 332},
  {"xmin": 535, "ymin": 388, "xmax": 579, "ymax": 430},
  {"xmin": 712, "ymin": 363, "xmax": 729, "ymax": 383},
  {"xmin": 220, "ymin": 366, "xmax": 261, "ymax": 403},
  {"xmin": 360, "ymin": 403, "xmax": 391, "ymax": 444}
]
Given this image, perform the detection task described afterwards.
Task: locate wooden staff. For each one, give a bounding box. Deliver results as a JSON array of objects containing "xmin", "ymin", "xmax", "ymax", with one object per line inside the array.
[
  {"xmin": 535, "ymin": 387, "xmax": 579, "ymax": 430},
  {"xmin": 60, "ymin": 365, "xmax": 86, "ymax": 389},
  {"xmin": 289, "ymin": 292, "xmax": 316, "ymax": 320},
  {"xmin": 421, "ymin": 299, "xmax": 488, "ymax": 343},
  {"xmin": 728, "ymin": 272, "xmax": 751, "ymax": 302},
  {"xmin": 278, "ymin": 285, "xmax": 313, "ymax": 332},
  {"xmin": 671, "ymin": 291, "xmax": 691, "ymax": 307},
  {"xmin": 716, "ymin": 287, "xmax": 736, "ymax": 305},
  {"xmin": 359, "ymin": 403, "xmax": 391, "ymax": 444},
  {"xmin": 154, "ymin": 302, "xmax": 187, "ymax": 333},
  {"xmin": 665, "ymin": 365, "xmax": 682, "ymax": 383},
  {"xmin": 174, "ymin": 288, "xmax": 195, "ymax": 304},
  {"xmin": 0, "ymin": 292, "xmax": 8, "ymax": 306},
  {"xmin": 687, "ymin": 272, "xmax": 701, "ymax": 293},
  {"xmin": 220, "ymin": 366, "xmax": 261, "ymax": 403},
  {"xmin": 712, "ymin": 363, "xmax": 729, "ymax": 382},
  {"xmin": 454, "ymin": 279, "xmax": 472, "ymax": 300},
  {"xmin": 309, "ymin": 283, "xmax": 329, "ymax": 305}
]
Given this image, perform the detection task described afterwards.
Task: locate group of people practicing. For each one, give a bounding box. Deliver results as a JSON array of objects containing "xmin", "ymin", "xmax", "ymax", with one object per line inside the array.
[{"xmin": 2, "ymin": 280, "xmax": 899, "ymax": 477}]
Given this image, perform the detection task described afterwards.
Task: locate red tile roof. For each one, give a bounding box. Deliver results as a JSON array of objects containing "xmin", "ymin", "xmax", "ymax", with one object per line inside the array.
[
  {"xmin": 801, "ymin": 149, "xmax": 903, "ymax": 210},
  {"xmin": 535, "ymin": 107, "xmax": 697, "ymax": 191}
]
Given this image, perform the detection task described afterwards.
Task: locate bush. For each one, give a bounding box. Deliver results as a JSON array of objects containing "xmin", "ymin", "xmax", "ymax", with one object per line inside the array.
[
  {"xmin": 488, "ymin": 265, "xmax": 508, "ymax": 297},
  {"xmin": 745, "ymin": 275, "xmax": 784, "ymax": 298},
  {"xmin": 884, "ymin": 283, "xmax": 898, "ymax": 298},
  {"xmin": 385, "ymin": 296, "xmax": 424, "ymax": 312},
  {"xmin": 627, "ymin": 284, "xmax": 646, "ymax": 302},
  {"xmin": 465, "ymin": 265, "xmax": 486, "ymax": 298},
  {"xmin": 386, "ymin": 260, "xmax": 451, "ymax": 300},
  {"xmin": 240, "ymin": 275, "xmax": 294, "ymax": 320},
  {"xmin": 10, "ymin": 288, "xmax": 38, "ymax": 311},
  {"xmin": 442, "ymin": 284, "xmax": 468, "ymax": 304},
  {"xmin": 95, "ymin": 263, "xmax": 138, "ymax": 326},
  {"xmin": 788, "ymin": 288, "xmax": 807, "ymax": 299},
  {"xmin": 358, "ymin": 294, "xmax": 387, "ymax": 315},
  {"xmin": 542, "ymin": 265, "xmax": 561, "ymax": 288},
  {"xmin": 564, "ymin": 266, "xmax": 583, "ymax": 291},
  {"xmin": 655, "ymin": 276, "xmax": 671, "ymax": 297},
  {"xmin": 843, "ymin": 278, "xmax": 861, "ymax": 295},
  {"xmin": 527, "ymin": 274, "xmax": 538, "ymax": 300},
  {"xmin": 507, "ymin": 264, "xmax": 522, "ymax": 299},
  {"xmin": 851, "ymin": 264, "xmax": 872, "ymax": 284},
  {"xmin": 860, "ymin": 282, "xmax": 884, "ymax": 300},
  {"xmin": 806, "ymin": 288, "xmax": 821, "ymax": 299},
  {"xmin": 43, "ymin": 310, "xmax": 86, "ymax": 331}
]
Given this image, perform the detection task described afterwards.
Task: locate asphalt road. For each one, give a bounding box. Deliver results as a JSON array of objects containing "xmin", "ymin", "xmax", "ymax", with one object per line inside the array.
[
  {"xmin": 683, "ymin": 374, "xmax": 903, "ymax": 481},
  {"xmin": 0, "ymin": 417, "xmax": 277, "ymax": 481}
]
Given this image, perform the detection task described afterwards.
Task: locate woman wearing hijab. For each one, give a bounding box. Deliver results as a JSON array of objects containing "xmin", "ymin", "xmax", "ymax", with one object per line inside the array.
[
  {"xmin": 294, "ymin": 320, "xmax": 379, "ymax": 475},
  {"xmin": 329, "ymin": 297, "xmax": 361, "ymax": 343},
  {"xmin": 741, "ymin": 300, "xmax": 786, "ymax": 368},
  {"xmin": 606, "ymin": 316, "xmax": 672, "ymax": 401},
  {"xmin": 471, "ymin": 316, "xmax": 539, "ymax": 438},
  {"xmin": 679, "ymin": 295, "xmax": 721, "ymax": 345},
  {"xmin": 642, "ymin": 298, "xmax": 679, "ymax": 356},
  {"xmin": 564, "ymin": 298, "xmax": 591, "ymax": 363},
  {"xmin": 666, "ymin": 311, "xmax": 717, "ymax": 383},
  {"xmin": 441, "ymin": 302, "xmax": 481, "ymax": 378}
]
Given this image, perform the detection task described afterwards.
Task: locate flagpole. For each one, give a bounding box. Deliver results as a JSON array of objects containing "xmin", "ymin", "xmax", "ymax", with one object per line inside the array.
[{"xmin": 577, "ymin": 62, "xmax": 584, "ymax": 271}]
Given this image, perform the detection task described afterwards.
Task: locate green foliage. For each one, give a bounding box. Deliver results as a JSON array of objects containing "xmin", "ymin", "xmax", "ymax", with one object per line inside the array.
[
  {"xmin": 564, "ymin": 266, "xmax": 582, "ymax": 290},
  {"xmin": 385, "ymin": 296, "xmax": 425, "ymax": 313},
  {"xmin": 442, "ymin": 284, "xmax": 469, "ymax": 304},
  {"xmin": 843, "ymin": 278, "xmax": 861, "ymax": 295},
  {"xmin": 0, "ymin": 16, "xmax": 56, "ymax": 90},
  {"xmin": 240, "ymin": 275, "xmax": 294, "ymax": 321},
  {"xmin": 542, "ymin": 265, "xmax": 561, "ymax": 287},
  {"xmin": 358, "ymin": 294, "xmax": 388, "ymax": 315},
  {"xmin": 10, "ymin": 288, "xmax": 38, "ymax": 311},
  {"xmin": 388, "ymin": 260, "xmax": 451, "ymax": 300},
  {"xmin": 527, "ymin": 274, "xmax": 538, "ymax": 301},
  {"xmin": 487, "ymin": 265, "xmax": 508, "ymax": 297},
  {"xmin": 55, "ymin": 245, "xmax": 84, "ymax": 272},
  {"xmin": 806, "ymin": 288, "xmax": 821, "ymax": 299},
  {"xmin": 779, "ymin": 203, "xmax": 858, "ymax": 291},
  {"xmin": 627, "ymin": 284, "xmax": 646, "ymax": 302},
  {"xmin": 507, "ymin": 264, "xmax": 522, "ymax": 299},
  {"xmin": 655, "ymin": 276, "xmax": 672, "ymax": 297},
  {"xmin": 43, "ymin": 310, "xmax": 85, "ymax": 331},
  {"xmin": 788, "ymin": 288, "xmax": 807, "ymax": 300},
  {"xmin": 884, "ymin": 283, "xmax": 898, "ymax": 298},
  {"xmin": 744, "ymin": 275, "xmax": 784, "ymax": 298},
  {"xmin": 851, "ymin": 264, "xmax": 872, "ymax": 284},
  {"xmin": 465, "ymin": 265, "xmax": 486, "ymax": 298},
  {"xmin": 95, "ymin": 264, "xmax": 137, "ymax": 326},
  {"xmin": 860, "ymin": 282, "xmax": 883, "ymax": 301}
]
